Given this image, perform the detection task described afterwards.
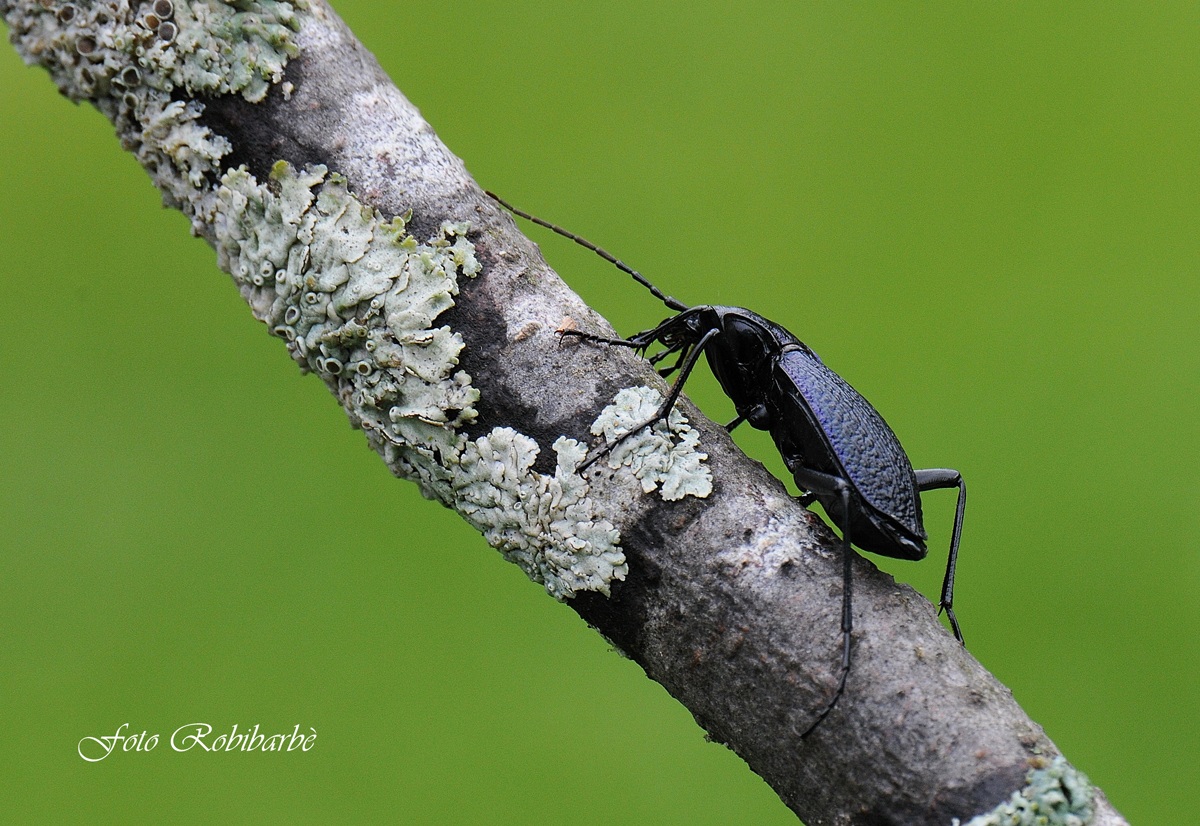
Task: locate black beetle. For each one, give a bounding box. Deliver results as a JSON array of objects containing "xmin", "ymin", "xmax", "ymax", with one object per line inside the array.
[{"xmin": 487, "ymin": 191, "xmax": 967, "ymax": 737}]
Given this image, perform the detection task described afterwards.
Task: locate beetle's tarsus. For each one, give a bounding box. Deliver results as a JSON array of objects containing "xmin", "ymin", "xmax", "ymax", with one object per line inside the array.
[
  {"xmin": 940, "ymin": 604, "xmax": 965, "ymax": 644},
  {"xmin": 578, "ymin": 440, "xmax": 616, "ymax": 472},
  {"xmin": 557, "ymin": 328, "xmax": 637, "ymax": 349},
  {"xmin": 799, "ymin": 658, "xmax": 851, "ymax": 740}
]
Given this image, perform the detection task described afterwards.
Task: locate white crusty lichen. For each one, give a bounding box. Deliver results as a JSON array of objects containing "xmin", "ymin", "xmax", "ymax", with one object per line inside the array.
[
  {"xmin": 955, "ymin": 757, "xmax": 1095, "ymax": 826},
  {"xmin": 591, "ymin": 386, "xmax": 713, "ymax": 501},
  {"xmin": 2, "ymin": 0, "xmax": 307, "ymax": 218},
  {"xmin": 4, "ymin": 0, "xmax": 304, "ymax": 102},
  {"xmin": 152, "ymin": 0, "xmax": 304, "ymax": 102},
  {"xmin": 4, "ymin": 0, "xmax": 713, "ymax": 601},
  {"xmin": 210, "ymin": 160, "xmax": 633, "ymax": 599},
  {"xmin": 427, "ymin": 386, "xmax": 713, "ymax": 598},
  {"xmin": 450, "ymin": 433, "xmax": 625, "ymax": 599},
  {"xmin": 211, "ymin": 161, "xmax": 480, "ymax": 450}
]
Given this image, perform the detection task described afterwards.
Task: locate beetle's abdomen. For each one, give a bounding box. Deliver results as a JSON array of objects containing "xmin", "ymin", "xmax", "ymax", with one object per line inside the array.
[{"xmin": 773, "ymin": 348, "xmax": 925, "ymax": 543}]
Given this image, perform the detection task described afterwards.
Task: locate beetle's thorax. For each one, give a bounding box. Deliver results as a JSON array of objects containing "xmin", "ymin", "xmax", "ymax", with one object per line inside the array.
[{"xmin": 689, "ymin": 306, "xmax": 791, "ymax": 421}]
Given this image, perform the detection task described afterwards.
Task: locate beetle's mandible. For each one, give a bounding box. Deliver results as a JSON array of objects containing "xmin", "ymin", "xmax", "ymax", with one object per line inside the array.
[{"xmin": 487, "ymin": 191, "xmax": 967, "ymax": 738}]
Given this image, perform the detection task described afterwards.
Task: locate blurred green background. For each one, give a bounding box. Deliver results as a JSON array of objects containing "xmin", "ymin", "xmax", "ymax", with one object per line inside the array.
[{"xmin": 2, "ymin": 2, "xmax": 1196, "ymax": 823}]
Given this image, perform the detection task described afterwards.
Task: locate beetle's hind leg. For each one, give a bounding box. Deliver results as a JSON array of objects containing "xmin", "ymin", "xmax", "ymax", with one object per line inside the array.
[{"xmin": 914, "ymin": 468, "xmax": 967, "ymax": 644}]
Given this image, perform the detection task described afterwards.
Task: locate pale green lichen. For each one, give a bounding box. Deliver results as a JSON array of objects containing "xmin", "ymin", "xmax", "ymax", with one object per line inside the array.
[
  {"xmin": 154, "ymin": 0, "xmax": 304, "ymax": 103},
  {"xmin": 212, "ymin": 161, "xmax": 480, "ymax": 453},
  {"xmin": 4, "ymin": 0, "xmax": 304, "ymax": 102},
  {"xmin": 955, "ymin": 757, "xmax": 1095, "ymax": 826},
  {"xmin": 591, "ymin": 386, "xmax": 713, "ymax": 501},
  {"xmin": 382, "ymin": 417, "xmax": 630, "ymax": 600},
  {"xmin": 2, "ymin": 0, "xmax": 306, "ymax": 219},
  {"xmin": 449, "ymin": 432, "xmax": 625, "ymax": 599},
  {"xmin": 210, "ymin": 161, "xmax": 632, "ymax": 599},
  {"xmin": 3, "ymin": 0, "xmax": 712, "ymax": 601},
  {"xmin": 387, "ymin": 383, "xmax": 711, "ymax": 599}
]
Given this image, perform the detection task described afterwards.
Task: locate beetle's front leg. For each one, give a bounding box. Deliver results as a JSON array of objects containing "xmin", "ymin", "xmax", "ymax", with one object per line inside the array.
[
  {"xmin": 557, "ymin": 324, "xmax": 668, "ymax": 361},
  {"xmin": 649, "ymin": 342, "xmax": 690, "ymax": 378},
  {"xmin": 557, "ymin": 328, "xmax": 640, "ymax": 349},
  {"xmin": 579, "ymin": 328, "xmax": 719, "ymax": 471}
]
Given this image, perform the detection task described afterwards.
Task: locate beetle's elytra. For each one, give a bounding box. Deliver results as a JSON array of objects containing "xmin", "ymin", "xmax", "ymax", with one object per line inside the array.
[{"xmin": 488, "ymin": 191, "xmax": 966, "ymax": 738}]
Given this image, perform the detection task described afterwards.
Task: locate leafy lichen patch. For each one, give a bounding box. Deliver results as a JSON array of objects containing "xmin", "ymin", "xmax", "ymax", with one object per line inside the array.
[
  {"xmin": 591, "ymin": 386, "xmax": 714, "ymax": 501},
  {"xmin": 4, "ymin": 0, "xmax": 305, "ymax": 102},
  {"xmin": 383, "ymin": 427, "xmax": 629, "ymax": 601},
  {"xmin": 2, "ymin": 0, "xmax": 307, "ymax": 219},
  {"xmin": 4, "ymin": 1, "xmax": 711, "ymax": 602},
  {"xmin": 450, "ymin": 432, "xmax": 626, "ymax": 599},
  {"xmin": 210, "ymin": 160, "xmax": 630, "ymax": 599},
  {"xmin": 955, "ymin": 757, "xmax": 1095, "ymax": 826},
  {"xmin": 211, "ymin": 161, "xmax": 480, "ymax": 454},
  {"xmin": 388, "ymin": 382, "xmax": 716, "ymax": 599},
  {"xmin": 158, "ymin": 0, "xmax": 304, "ymax": 103}
]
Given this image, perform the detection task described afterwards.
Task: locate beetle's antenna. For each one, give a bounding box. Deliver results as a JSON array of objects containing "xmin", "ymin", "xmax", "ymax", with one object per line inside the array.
[{"xmin": 486, "ymin": 191, "xmax": 688, "ymax": 312}]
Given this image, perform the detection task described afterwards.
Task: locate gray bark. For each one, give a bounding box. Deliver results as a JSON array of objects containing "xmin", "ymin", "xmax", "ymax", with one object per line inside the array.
[{"xmin": 2, "ymin": 1, "xmax": 1126, "ymax": 823}]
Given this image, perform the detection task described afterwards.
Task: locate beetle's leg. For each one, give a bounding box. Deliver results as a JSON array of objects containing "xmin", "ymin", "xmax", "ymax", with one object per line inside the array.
[
  {"xmin": 914, "ymin": 468, "xmax": 967, "ymax": 644},
  {"xmin": 727, "ymin": 403, "xmax": 771, "ymax": 432},
  {"xmin": 560, "ymin": 317, "xmax": 677, "ymax": 357},
  {"xmin": 580, "ymin": 327, "xmax": 721, "ymax": 471},
  {"xmin": 557, "ymin": 329, "xmax": 640, "ymax": 349},
  {"xmin": 788, "ymin": 467, "xmax": 855, "ymax": 739},
  {"xmin": 648, "ymin": 342, "xmax": 688, "ymax": 377}
]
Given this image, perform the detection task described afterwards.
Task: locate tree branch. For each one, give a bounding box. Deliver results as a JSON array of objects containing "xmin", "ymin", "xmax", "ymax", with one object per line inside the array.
[{"xmin": 2, "ymin": 2, "xmax": 1126, "ymax": 823}]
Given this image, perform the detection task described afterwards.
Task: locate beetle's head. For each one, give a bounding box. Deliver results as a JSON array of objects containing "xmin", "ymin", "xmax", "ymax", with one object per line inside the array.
[{"xmin": 642, "ymin": 306, "xmax": 720, "ymax": 349}]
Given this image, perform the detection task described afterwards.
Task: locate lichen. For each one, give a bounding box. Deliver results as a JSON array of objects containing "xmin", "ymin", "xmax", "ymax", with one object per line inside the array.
[
  {"xmin": 590, "ymin": 386, "xmax": 713, "ymax": 501},
  {"xmin": 3, "ymin": 0, "xmax": 714, "ymax": 602},
  {"xmin": 2, "ymin": 0, "xmax": 307, "ymax": 220},
  {"xmin": 954, "ymin": 757, "xmax": 1095, "ymax": 826},
  {"xmin": 448, "ymin": 432, "xmax": 625, "ymax": 599},
  {"xmin": 377, "ymin": 381, "xmax": 713, "ymax": 599},
  {"xmin": 208, "ymin": 160, "xmax": 634, "ymax": 599},
  {"xmin": 4, "ymin": 0, "xmax": 304, "ymax": 102},
  {"xmin": 155, "ymin": 0, "xmax": 304, "ymax": 103},
  {"xmin": 211, "ymin": 161, "xmax": 480, "ymax": 455}
]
